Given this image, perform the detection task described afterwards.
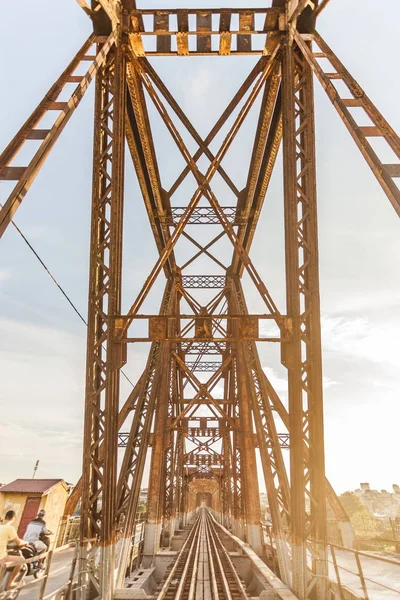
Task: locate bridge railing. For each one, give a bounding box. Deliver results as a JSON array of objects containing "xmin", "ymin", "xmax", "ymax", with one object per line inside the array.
[
  {"xmin": 0, "ymin": 511, "xmax": 146, "ymax": 600},
  {"xmin": 261, "ymin": 521, "xmax": 400, "ymax": 599},
  {"xmin": 327, "ymin": 543, "xmax": 400, "ymax": 600},
  {"xmin": 124, "ymin": 511, "xmax": 146, "ymax": 578},
  {"xmin": 54, "ymin": 516, "xmax": 80, "ymax": 548},
  {"xmin": 0, "ymin": 542, "xmax": 81, "ymax": 600}
]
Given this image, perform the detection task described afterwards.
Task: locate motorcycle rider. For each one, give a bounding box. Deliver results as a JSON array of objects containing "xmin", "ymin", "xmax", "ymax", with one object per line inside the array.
[
  {"xmin": 0, "ymin": 510, "xmax": 28, "ymax": 590},
  {"xmin": 23, "ymin": 509, "xmax": 52, "ymax": 559}
]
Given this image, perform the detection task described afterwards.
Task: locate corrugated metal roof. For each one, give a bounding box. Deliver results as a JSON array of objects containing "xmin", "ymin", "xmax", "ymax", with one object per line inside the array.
[{"xmin": 0, "ymin": 479, "xmax": 65, "ymax": 494}]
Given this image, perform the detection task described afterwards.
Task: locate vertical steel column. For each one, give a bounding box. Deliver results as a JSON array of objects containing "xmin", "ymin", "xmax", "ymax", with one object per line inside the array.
[
  {"xmin": 221, "ymin": 402, "xmax": 233, "ymax": 529},
  {"xmin": 141, "ymin": 351, "xmax": 170, "ymax": 564},
  {"xmin": 231, "ymin": 278, "xmax": 291, "ymax": 584},
  {"xmin": 172, "ymin": 427, "xmax": 184, "ymax": 532},
  {"xmin": 281, "ymin": 35, "xmax": 327, "ymax": 599},
  {"xmin": 80, "ymin": 37, "xmax": 126, "ymax": 600},
  {"xmin": 235, "ymin": 350, "xmax": 264, "ymax": 556},
  {"xmin": 229, "ymin": 289, "xmax": 264, "ymax": 556},
  {"xmin": 162, "ymin": 355, "xmax": 177, "ymax": 542},
  {"xmin": 115, "ymin": 283, "xmax": 174, "ymax": 586},
  {"xmin": 142, "ymin": 289, "xmax": 177, "ymax": 565},
  {"xmin": 230, "ymin": 358, "xmax": 245, "ymax": 541}
]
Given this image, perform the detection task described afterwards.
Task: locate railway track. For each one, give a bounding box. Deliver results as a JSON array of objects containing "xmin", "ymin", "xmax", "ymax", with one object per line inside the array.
[{"xmin": 156, "ymin": 508, "xmax": 249, "ymax": 600}]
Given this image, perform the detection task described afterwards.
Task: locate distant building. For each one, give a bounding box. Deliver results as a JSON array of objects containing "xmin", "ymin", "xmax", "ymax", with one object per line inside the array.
[
  {"xmin": 354, "ymin": 482, "xmax": 400, "ymax": 518},
  {"xmin": 0, "ymin": 479, "xmax": 69, "ymax": 537}
]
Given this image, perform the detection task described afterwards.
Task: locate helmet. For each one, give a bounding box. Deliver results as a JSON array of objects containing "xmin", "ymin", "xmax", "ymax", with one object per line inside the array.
[{"xmin": 38, "ymin": 509, "xmax": 46, "ymax": 518}]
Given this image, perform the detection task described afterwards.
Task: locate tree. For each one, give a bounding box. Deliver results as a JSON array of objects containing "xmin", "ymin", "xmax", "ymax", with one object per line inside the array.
[
  {"xmin": 340, "ymin": 492, "xmax": 380, "ymax": 537},
  {"xmin": 339, "ymin": 492, "xmax": 364, "ymax": 518}
]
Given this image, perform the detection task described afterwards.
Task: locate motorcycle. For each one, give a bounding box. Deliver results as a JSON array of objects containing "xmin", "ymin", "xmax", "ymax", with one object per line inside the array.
[
  {"xmin": 0, "ymin": 532, "xmax": 52, "ymax": 597},
  {"xmin": 3, "ymin": 540, "xmax": 46, "ymax": 583},
  {"xmin": 20, "ymin": 543, "xmax": 46, "ymax": 579}
]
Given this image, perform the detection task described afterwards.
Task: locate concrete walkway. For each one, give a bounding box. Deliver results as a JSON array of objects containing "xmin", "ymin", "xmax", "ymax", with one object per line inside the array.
[{"xmin": 19, "ymin": 547, "xmax": 75, "ymax": 600}]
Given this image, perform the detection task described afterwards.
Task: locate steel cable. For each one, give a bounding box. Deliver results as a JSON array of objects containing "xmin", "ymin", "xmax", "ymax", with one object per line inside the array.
[{"xmin": 0, "ymin": 198, "xmax": 135, "ymax": 388}]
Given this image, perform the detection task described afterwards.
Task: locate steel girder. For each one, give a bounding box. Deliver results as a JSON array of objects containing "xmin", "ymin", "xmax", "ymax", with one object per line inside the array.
[
  {"xmin": 79, "ymin": 37, "xmax": 127, "ymax": 600},
  {"xmin": 281, "ymin": 36, "xmax": 327, "ymax": 598}
]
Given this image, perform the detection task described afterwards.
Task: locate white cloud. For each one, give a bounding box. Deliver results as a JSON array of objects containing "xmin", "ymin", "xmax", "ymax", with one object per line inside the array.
[
  {"xmin": 183, "ymin": 66, "xmax": 213, "ymax": 109},
  {"xmin": 0, "ymin": 318, "xmax": 85, "ymax": 483},
  {"xmin": 323, "ymin": 376, "xmax": 338, "ymax": 389},
  {"xmin": 328, "ymin": 289, "xmax": 400, "ymax": 314},
  {"xmin": 322, "ymin": 315, "xmax": 400, "ymax": 368},
  {"xmin": 263, "ymin": 366, "xmax": 287, "ymax": 394},
  {"xmin": 0, "ymin": 268, "xmax": 10, "ymax": 285},
  {"xmin": 262, "ymin": 366, "xmax": 338, "ymax": 394}
]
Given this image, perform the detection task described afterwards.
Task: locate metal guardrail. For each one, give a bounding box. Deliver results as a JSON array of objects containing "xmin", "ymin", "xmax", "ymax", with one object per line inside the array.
[
  {"xmin": 328, "ymin": 543, "xmax": 400, "ymax": 599},
  {"xmin": 0, "ymin": 543, "xmax": 79, "ymax": 600},
  {"xmin": 5, "ymin": 517, "xmax": 398, "ymax": 599},
  {"xmin": 260, "ymin": 522, "xmax": 400, "ymax": 599}
]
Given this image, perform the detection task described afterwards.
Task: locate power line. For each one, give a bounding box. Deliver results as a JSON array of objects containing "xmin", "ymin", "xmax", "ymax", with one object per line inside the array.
[{"xmin": 1, "ymin": 201, "xmax": 135, "ymax": 388}]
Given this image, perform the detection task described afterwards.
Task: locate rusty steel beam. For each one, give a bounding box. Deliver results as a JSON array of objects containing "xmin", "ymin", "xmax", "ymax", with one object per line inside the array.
[
  {"xmin": 132, "ymin": 53, "xmax": 284, "ymax": 323},
  {"xmin": 230, "ymin": 336, "xmax": 263, "ymax": 553},
  {"xmin": 230, "ymin": 277, "xmax": 291, "ymax": 583},
  {"xmin": 119, "ymin": 51, "xmax": 280, "ymax": 332},
  {"xmin": 0, "ymin": 35, "xmax": 114, "ymax": 238},
  {"xmin": 115, "ymin": 282, "xmax": 175, "ymax": 583},
  {"xmin": 141, "ymin": 290, "xmax": 178, "ymax": 567},
  {"xmin": 231, "ymin": 61, "xmax": 281, "ymax": 275},
  {"xmin": 142, "ymin": 59, "xmax": 240, "ymax": 198},
  {"xmin": 80, "ymin": 38, "xmax": 127, "ymax": 600},
  {"xmin": 281, "ymin": 35, "xmax": 327, "ymax": 599},
  {"xmin": 126, "ymin": 62, "xmax": 177, "ymax": 273},
  {"xmin": 238, "ymin": 95, "xmax": 282, "ymax": 275},
  {"xmin": 129, "ymin": 8, "xmax": 283, "ymax": 57},
  {"xmin": 314, "ymin": 0, "xmax": 333, "ymax": 17},
  {"xmin": 162, "ymin": 358, "xmax": 177, "ymax": 539},
  {"xmin": 125, "ymin": 92, "xmax": 172, "ymax": 275},
  {"xmin": 170, "ymin": 206, "xmax": 237, "ymax": 225},
  {"xmin": 295, "ymin": 31, "xmax": 400, "ymax": 217},
  {"xmin": 167, "ymin": 57, "xmax": 268, "ymax": 199}
]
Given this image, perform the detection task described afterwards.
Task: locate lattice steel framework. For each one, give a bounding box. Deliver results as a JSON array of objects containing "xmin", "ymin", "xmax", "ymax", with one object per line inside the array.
[{"xmin": 1, "ymin": 1, "xmax": 399, "ymax": 600}]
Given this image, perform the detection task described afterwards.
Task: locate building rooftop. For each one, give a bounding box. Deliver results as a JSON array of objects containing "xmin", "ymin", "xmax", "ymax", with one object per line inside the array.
[{"xmin": 0, "ymin": 479, "xmax": 66, "ymax": 494}]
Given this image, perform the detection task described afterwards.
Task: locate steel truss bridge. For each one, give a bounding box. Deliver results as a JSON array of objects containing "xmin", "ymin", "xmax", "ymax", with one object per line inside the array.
[{"xmin": 1, "ymin": 1, "xmax": 400, "ymax": 599}]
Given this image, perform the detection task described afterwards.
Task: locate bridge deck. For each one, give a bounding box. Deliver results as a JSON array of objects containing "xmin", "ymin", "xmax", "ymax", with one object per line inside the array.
[{"xmin": 118, "ymin": 508, "xmax": 296, "ymax": 599}]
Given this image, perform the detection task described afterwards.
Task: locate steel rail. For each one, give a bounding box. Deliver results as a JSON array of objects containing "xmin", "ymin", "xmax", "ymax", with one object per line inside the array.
[
  {"xmin": 157, "ymin": 509, "xmax": 248, "ymax": 600},
  {"xmin": 186, "ymin": 514, "xmax": 202, "ymax": 600},
  {"xmin": 156, "ymin": 513, "xmax": 202, "ymax": 600},
  {"xmin": 205, "ymin": 508, "xmax": 249, "ymax": 599},
  {"xmin": 204, "ymin": 514, "xmax": 221, "ymax": 599},
  {"xmin": 205, "ymin": 514, "xmax": 235, "ymax": 600}
]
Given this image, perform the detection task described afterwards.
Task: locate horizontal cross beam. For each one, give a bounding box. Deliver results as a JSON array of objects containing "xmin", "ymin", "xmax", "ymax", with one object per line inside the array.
[
  {"xmin": 181, "ymin": 275, "xmax": 226, "ymax": 289},
  {"xmin": 130, "ymin": 8, "xmax": 283, "ymax": 56},
  {"xmin": 169, "ymin": 206, "xmax": 237, "ymax": 225}
]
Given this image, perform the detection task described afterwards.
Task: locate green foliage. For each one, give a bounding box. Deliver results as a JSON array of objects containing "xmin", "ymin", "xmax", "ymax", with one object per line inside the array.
[
  {"xmin": 339, "ymin": 492, "xmax": 365, "ymax": 518},
  {"xmin": 339, "ymin": 492, "xmax": 380, "ymax": 537}
]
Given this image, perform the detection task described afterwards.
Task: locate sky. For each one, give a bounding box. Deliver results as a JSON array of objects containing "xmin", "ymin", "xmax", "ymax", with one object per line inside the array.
[{"xmin": 0, "ymin": 0, "xmax": 399, "ymax": 496}]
